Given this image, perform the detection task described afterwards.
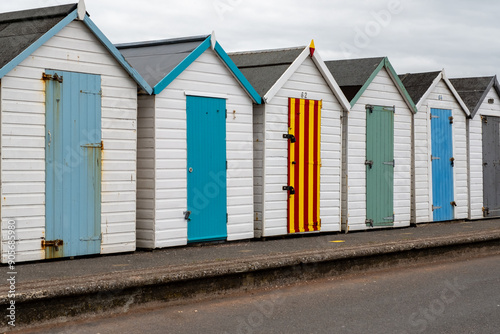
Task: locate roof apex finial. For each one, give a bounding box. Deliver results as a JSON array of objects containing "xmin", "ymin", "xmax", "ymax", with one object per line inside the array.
[{"xmin": 77, "ymin": 0, "xmax": 86, "ymax": 20}]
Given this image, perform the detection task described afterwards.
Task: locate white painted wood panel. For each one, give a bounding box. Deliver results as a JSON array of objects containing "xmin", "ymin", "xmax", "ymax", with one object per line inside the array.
[
  {"xmin": 1, "ymin": 21, "xmax": 138, "ymax": 263},
  {"xmin": 346, "ymin": 68, "xmax": 412, "ymax": 231}
]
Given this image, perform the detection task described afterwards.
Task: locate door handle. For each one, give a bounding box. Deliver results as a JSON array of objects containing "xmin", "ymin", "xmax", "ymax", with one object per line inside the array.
[{"xmin": 189, "ymin": 167, "xmax": 193, "ymax": 173}]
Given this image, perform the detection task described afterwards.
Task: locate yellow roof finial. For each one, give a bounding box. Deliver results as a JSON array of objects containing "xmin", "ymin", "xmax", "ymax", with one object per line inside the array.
[{"xmin": 309, "ymin": 39, "xmax": 315, "ymax": 57}]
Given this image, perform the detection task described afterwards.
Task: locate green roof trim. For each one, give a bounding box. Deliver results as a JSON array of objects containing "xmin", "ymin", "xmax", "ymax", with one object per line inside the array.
[{"xmin": 349, "ymin": 57, "xmax": 417, "ymax": 113}]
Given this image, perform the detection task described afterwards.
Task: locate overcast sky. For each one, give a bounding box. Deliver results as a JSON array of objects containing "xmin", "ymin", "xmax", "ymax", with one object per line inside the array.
[{"xmin": 2, "ymin": 0, "xmax": 499, "ymax": 78}]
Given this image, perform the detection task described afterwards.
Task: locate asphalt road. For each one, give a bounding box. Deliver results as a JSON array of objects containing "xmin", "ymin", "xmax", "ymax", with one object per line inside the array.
[{"xmin": 16, "ymin": 254, "xmax": 500, "ymax": 334}]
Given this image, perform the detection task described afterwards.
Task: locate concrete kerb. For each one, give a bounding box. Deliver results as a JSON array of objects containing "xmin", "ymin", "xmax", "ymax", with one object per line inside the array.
[{"xmin": 2, "ymin": 230, "xmax": 500, "ymax": 328}]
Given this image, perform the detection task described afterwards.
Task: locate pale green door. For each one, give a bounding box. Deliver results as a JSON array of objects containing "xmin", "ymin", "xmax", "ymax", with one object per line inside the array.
[{"xmin": 366, "ymin": 105, "xmax": 394, "ymax": 227}]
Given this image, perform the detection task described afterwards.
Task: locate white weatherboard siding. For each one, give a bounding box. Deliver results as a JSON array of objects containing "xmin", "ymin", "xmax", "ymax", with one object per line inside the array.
[
  {"xmin": 260, "ymin": 56, "xmax": 344, "ymax": 237},
  {"xmin": 253, "ymin": 104, "xmax": 265, "ymax": 238},
  {"xmin": 0, "ymin": 21, "xmax": 138, "ymax": 263},
  {"xmin": 136, "ymin": 95, "xmax": 155, "ymax": 248},
  {"xmin": 413, "ymin": 80, "xmax": 468, "ymax": 223},
  {"xmin": 152, "ymin": 48, "xmax": 254, "ymax": 248},
  {"xmin": 469, "ymin": 88, "xmax": 500, "ymax": 219},
  {"xmin": 346, "ymin": 68, "xmax": 412, "ymax": 231}
]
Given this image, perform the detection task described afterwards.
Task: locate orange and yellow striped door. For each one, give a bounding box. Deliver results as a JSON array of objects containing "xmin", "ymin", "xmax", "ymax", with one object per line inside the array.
[{"xmin": 286, "ymin": 98, "xmax": 321, "ymax": 234}]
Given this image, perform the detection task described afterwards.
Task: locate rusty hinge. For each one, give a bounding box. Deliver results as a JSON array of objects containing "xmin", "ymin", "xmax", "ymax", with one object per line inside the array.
[
  {"xmin": 481, "ymin": 115, "xmax": 487, "ymax": 123},
  {"xmin": 42, "ymin": 239, "xmax": 64, "ymax": 251},
  {"xmin": 432, "ymin": 205, "xmax": 442, "ymax": 211},
  {"xmin": 42, "ymin": 73, "xmax": 63, "ymax": 83},
  {"xmin": 483, "ymin": 207, "xmax": 489, "ymax": 217}
]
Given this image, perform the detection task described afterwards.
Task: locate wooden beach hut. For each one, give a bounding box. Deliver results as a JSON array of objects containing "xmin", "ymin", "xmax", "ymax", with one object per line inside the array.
[
  {"xmin": 325, "ymin": 57, "xmax": 418, "ymax": 231},
  {"xmin": 230, "ymin": 42, "xmax": 351, "ymax": 237},
  {"xmin": 117, "ymin": 34, "xmax": 261, "ymax": 248},
  {"xmin": 450, "ymin": 76, "xmax": 500, "ymax": 219},
  {"xmin": 0, "ymin": 1, "xmax": 152, "ymax": 263},
  {"xmin": 399, "ymin": 71, "xmax": 470, "ymax": 223}
]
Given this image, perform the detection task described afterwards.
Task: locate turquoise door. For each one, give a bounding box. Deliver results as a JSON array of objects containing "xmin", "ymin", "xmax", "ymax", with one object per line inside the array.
[
  {"xmin": 366, "ymin": 105, "xmax": 394, "ymax": 227},
  {"xmin": 431, "ymin": 108, "xmax": 454, "ymax": 221},
  {"xmin": 45, "ymin": 70, "xmax": 102, "ymax": 258},
  {"xmin": 186, "ymin": 96, "xmax": 227, "ymax": 242}
]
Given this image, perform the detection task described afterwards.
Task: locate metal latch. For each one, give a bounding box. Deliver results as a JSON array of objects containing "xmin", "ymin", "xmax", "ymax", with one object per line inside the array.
[
  {"xmin": 383, "ymin": 160, "xmax": 395, "ymax": 167},
  {"xmin": 42, "ymin": 239, "xmax": 64, "ymax": 251},
  {"xmin": 481, "ymin": 116, "xmax": 488, "ymax": 123},
  {"xmin": 81, "ymin": 141, "xmax": 103, "ymax": 149},
  {"xmin": 283, "ymin": 186, "xmax": 295, "ymax": 195},
  {"xmin": 365, "ymin": 160, "xmax": 374, "ymax": 169},
  {"xmin": 449, "ymin": 116, "xmax": 454, "ymax": 124},
  {"xmin": 432, "ymin": 205, "xmax": 442, "ymax": 211},
  {"xmin": 283, "ymin": 134, "xmax": 296, "ymax": 143},
  {"xmin": 450, "ymin": 201, "xmax": 457, "ymax": 207},
  {"xmin": 366, "ymin": 105, "xmax": 373, "ymax": 113},
  {"xmin": 365, "ymin": 219, "xmax": 374, "ymax": 227},
  {"xmin": 450, "ymin": 157, "xmax": 455, "ymax": 167},
  {"xmin": 42, "ymin": 73, "xmax": 63, "ymax": 83},
  {"xmin": 183, "ymin": 211, "xmax": 191, "ymax": 221}
]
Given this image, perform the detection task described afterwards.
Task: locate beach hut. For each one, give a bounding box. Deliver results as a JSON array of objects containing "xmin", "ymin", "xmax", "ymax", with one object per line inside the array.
[
  {"xmin": 229, "ymin": 42, "xmax": 351, "ymax": 237},
  {"xmin": 117, "ymin": 34, "xmax": 261, "ymax": 248},
  {"xmin": 325, "ymin": 57, "xmax": 417, "ymax": 231},
  {"xmin": 450, "ymin": 76, "xmax": 500, "ymax": 219},
  {"xmin": 0, "ymin": 1, "xmax": 152, "ymax": 263},
  {"xmin": 399, "ymin": 71, "xmax": 470, "ymax": 223}
]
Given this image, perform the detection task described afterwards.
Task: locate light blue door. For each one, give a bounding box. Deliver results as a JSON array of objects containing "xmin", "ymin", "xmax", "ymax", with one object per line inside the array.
[
  {"xmin": 431, "ymin": 108, "xmax": 454, "ymax": 221},
  {"xmin": 45, "ymin": 70, "xmax": 102, "ymax": 258},
  {"xmin": 186, "ymin": 96, "xmax": 227, "ymax": 242}
]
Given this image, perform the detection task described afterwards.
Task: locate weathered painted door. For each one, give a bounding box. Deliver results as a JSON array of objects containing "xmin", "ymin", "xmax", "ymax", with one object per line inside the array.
[
  {"xmin": 45, "ymin": 70, "xmax": 102, "ymax": 258},
  {"xmin": 482, "ymin": 116, "xmax": 500, "ymax": 217},
  {"xmin": 431, "ymin": 108, "xmax": 454, "ymax": 221},
  {"xmin": 186, "ymin": 96, "xmax": 227, "ymax": 242},
  {"xmin": 285, "ymin": 98, "xmax": 322, "ymax": 234},
  {"xmin": 366, "ymin": 105, "xmax": 394, "ymax": 227}
]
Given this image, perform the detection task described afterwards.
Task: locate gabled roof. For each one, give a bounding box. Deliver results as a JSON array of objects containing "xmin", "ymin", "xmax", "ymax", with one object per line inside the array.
[
  {"xmin": 0, "ymin": 1, "xmax": 153, "ymax": 94},
  {"xmin": 399, "ymin": 71, "xmax": 470, "ymax": 115},
  {"xmin": 229, "ymin": 47, "xmax": 304, "ymax": 97},
  {"xmin": 116, "ymin": 34, "xmax": 262, "ymax": 103},
  {"xmin": 229, "ymin": 44, "xmax": 350, "ymax": 110},
  {"xmin": 449, "ymin": 76, "xmax": 500, "ymax": 118},
  {"xmin": 325, "ymin": 57, "xmax": 418, "ymax": 113},
  {"xmin": 399, "ymin": 71, "xmax": 441, "ymax": 104}
]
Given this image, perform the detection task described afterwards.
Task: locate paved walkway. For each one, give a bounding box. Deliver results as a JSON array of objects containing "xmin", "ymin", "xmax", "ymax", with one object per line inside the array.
[{"xmin": 8, "ymin": 219, "xmax": 500, "ymax": 284}]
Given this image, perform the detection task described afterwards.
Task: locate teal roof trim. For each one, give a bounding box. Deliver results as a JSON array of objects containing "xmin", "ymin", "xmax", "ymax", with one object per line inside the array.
[
  {"xmin": 153, "ymin": 36, "xmax": 211, "ymax": 95},
  {"xmin": 83, "ymin": 16, "xmax": 153, "ymax": 94},
  {"xmin": 213, "ymin": 42, "xmax": 262, "ymax": 104},
  {"xmin": 349, "ymin": 57, "xmax": 418, "ymax": 113},
  {"xmin": 0, "ymin": 9, "xmax": 78, "ymax": 79}
]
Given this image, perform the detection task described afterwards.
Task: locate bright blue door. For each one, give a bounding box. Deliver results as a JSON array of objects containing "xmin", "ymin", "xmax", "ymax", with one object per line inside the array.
[
  {"xmin": 186, "ymin": 96, "xmax": 227, "ymax": 242},
  {"xmin": 431, "ymin": 108, "xmax": 454, "ymax": 221},
  {"xmin": 45, "ymin": 70, "xmax": 102, "ymax": 258}
]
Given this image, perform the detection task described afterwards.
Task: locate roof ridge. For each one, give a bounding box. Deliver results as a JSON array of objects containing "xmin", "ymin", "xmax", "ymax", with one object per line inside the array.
[
  {"xmin": 0, "ymin": 3, "xmax": 77, "ymax": 24},
  {"xmin": 228, "ymin": 46, "xmax": 306, "ymax": 56},
  {"xmin": 116, "ymin": 35, "xmax": 210, "ymax": 50}
]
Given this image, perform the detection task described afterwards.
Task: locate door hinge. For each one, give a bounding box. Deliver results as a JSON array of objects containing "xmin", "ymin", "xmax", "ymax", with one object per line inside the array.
[
  {"xmin": 449, "ymin": 116, "xmax": 454, "ymax": 124},
  {"xmin": 430, "ymin": 114, "xmax": 439, "ymax": 119},
  {"xmin": 283, "ymin": 134, "xmax": 296, "ymax": 143},
  {"xmin": 431, "ymin": 155, "xmax": 440, "ymax": 161},
  {"xmin": 42, "ymin": 73, "xmax": 63, "ymax": 83},
  {"xmin": 366, "ymin": 105, "xmax": 373, "ymax": 113},
  {"xmin": 383, "ymin": 214, "xmax": 394, "ymax": 221},
  {"xmin": 383, "ymin": 160, "xmax": 395, "ymax": 167},
  {"xmin": 41, "ymin": 239, "xmax": 64, "ymax": 251},
  {"xmin": 432, "ymin": 205, "xmax": 442, "ymax": 211},
  {"xmin": 365, "ymin": 219, "xmax": 374, "ymax": 227},
  {"xmin": 283, "ymin": 186, "xmax": 295, "ymax": 195},
  {"xmin": 481, "ymin": 115, "xmax": 487, "ymax": 123}
]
